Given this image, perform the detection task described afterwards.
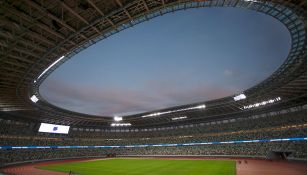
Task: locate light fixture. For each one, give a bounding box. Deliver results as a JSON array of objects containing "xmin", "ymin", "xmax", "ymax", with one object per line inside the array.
[
  {"xmin": 142, "ymin": 104, "xmax": 206, "ymax": 118},
  {"xmin": 172, "ymin": 116, "xmax": 187, "ymax": 121},
  {"xmin": 243, "ymin": 97, "xmax": 281, "ymax": 109},
  {"xmin": 195, "ymin": 105, "xmax": 206, "ymax": 109},
  {"xmin": 37, "ymin": 55, "xmax": 65, "ymax": 80},
  {"xmin": 114, "ymin": 116, "xmax": 123, "ymax": 122},
  {"xmin": 30, "ymin": 95, "xmax": 39, "ymax": 103},
  {"xmin": 234, "ymin": 93, "xmax": 246, "ymax": 101},
  {"xmin": 244, "ymin": 0, "xmax": 259, "ymax": 2},
  {"xmin": 110, "ymin": 123, "xmax": 131, "ymax": 127}
]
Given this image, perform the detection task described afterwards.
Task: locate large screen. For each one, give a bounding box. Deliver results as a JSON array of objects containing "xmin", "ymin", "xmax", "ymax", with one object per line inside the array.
[{"xmin": 38, "ymin": 123, "xmax": 70, "ymax": 134}]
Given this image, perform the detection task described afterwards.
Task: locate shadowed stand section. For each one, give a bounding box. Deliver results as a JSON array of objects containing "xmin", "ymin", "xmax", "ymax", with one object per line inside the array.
[{"xmin": 267, "ymin": 151, "xmax": 294, "ymax": 160}]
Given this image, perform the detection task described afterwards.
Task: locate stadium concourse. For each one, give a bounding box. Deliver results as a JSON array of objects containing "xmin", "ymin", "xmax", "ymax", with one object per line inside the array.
[{"xmin": 0, "ymin": 0, "xmax": 307, "ymax": 175}]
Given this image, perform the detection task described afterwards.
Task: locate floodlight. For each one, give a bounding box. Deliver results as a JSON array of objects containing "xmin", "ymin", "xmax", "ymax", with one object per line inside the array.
[
  {"xmin": 234, "ymin": 94, "xmax": 246, "ymax": 101},
  {"xmin": 30, "ymin": 95, "xmax": 39, "ymax": 103},
  {"xmin": 114, "ymin": 116, "xmax": 122, "ymax": 121}
]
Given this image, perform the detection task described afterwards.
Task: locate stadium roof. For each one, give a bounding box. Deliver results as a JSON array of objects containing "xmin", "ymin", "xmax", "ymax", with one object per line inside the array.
[{"xmin": 0, "ymin": 0, "xmax": 306, "ymax": 127}]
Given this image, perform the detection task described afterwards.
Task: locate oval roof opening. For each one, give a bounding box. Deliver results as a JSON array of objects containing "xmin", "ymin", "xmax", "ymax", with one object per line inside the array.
[{"xmin": 40, "ymin": 7, "xmax": 291, "ymax": 116}]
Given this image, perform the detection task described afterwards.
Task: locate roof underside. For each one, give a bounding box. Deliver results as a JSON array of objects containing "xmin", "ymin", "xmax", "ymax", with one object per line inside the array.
[{"xmin": 0, "ymin": 0, "xmax": 306, "ymax": 127}]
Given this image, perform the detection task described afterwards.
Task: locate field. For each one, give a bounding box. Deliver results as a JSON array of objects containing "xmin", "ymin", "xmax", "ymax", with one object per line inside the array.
[{"xmin": 39, "ymin": 158, "xmax": 236, "ymax": 175}]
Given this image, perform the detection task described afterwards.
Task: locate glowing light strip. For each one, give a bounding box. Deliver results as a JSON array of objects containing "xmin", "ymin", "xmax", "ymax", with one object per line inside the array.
[
  {"xmin": 243, "ymin": 97, "xmax": 281, "ymax": 109},
  {"xmin": 1, "ymin": 137, "xmax": 305, "ymax": 149},
  {"xmin": 244, "ymin": 0, "xmax": 260, "ymax": 2},
  {"xmin": 37, "ymin": 55, "xmax": 65, "ymax": 80},
  {"xmin": 111, "ymin": 123, "xmax": 131, "ymax": 127},
  {"xmin": 142, "ymin": 105, "xmax": 205, "ymax": 118},
  {"xmin": 172, "ymin": 116, "xmax": 187, "ymax": 121}
]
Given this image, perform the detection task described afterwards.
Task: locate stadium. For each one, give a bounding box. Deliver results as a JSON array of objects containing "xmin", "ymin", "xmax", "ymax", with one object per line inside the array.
[{"xmin": 0, "ymin": 0, "xmax": 307, "ymax": 174}]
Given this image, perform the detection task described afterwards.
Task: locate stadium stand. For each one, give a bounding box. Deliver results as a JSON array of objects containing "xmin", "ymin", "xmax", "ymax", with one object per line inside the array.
[{"xmin": 0, "ymin": 107, "xmax": 306, "ymax": 166}]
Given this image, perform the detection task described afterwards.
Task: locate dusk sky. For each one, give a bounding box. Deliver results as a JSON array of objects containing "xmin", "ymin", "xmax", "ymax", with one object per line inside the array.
[{"xmin": 40, "ymin": 7, "xmax": 291, "ymax": 117}]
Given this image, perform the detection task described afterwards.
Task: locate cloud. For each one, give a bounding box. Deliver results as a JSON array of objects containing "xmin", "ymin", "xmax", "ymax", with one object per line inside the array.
[{"xmin": 40, "ymin": 78, "xmax": 237, "ymax": 116}]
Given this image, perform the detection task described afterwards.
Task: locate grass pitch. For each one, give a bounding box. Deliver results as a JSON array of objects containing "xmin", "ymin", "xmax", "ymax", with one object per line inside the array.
[{"xmin": 39, "ymin": 158, "xmax": 236, "ymax": 175}]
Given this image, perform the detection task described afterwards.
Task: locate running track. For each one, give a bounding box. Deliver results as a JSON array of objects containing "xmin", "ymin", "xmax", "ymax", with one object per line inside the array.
[{"xmin": 1, "ymin": 158, "xmax": 307, "ymax": 175}]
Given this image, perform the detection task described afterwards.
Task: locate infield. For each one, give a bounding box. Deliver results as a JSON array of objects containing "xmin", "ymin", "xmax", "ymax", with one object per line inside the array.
[{"xmin": 39, "ymin": 158, "xmax": 236, "ymax": 175}]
